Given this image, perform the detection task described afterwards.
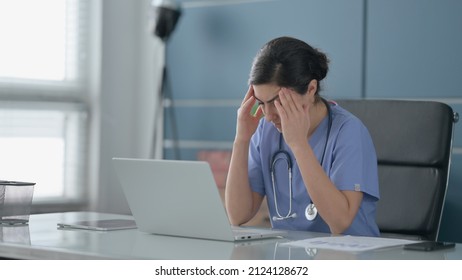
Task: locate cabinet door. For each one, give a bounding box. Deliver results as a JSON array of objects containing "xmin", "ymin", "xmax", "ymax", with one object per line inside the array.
[
  {"xmin": 366, "ymin": 0, "xmax": 462, "ymax": 98},
  {"xmin": 367, "ymin": 0, "xmax": 462, "ymax": 243}
]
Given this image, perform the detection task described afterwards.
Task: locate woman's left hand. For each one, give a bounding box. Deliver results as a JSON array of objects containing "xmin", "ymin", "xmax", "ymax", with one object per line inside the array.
[{"xmin": 274, "ymin": 88, "xmax": 311, "ymax": 149}]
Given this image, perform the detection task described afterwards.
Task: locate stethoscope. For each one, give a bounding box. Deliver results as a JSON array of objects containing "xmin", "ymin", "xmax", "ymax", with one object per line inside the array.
[{"xmin": 271, "ymin": 98, "xmax": 333, "ymax": 222}]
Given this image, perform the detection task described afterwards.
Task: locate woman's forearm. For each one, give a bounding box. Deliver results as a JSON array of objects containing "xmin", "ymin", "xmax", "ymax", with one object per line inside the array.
[{"xmin": 225, "ymin": 140, "xmax": 260, "ymax": 225}]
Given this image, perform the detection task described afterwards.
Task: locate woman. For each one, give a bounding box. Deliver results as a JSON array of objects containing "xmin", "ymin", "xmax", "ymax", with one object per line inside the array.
[{"xmin": 225, "ymin": 36, "xmax": 380, "ymax": 236}]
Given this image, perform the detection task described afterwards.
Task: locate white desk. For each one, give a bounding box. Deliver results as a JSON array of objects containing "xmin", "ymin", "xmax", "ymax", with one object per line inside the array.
[{"xmin": 0, "ymin": 212, "xmax": 460, "ymax": 260}]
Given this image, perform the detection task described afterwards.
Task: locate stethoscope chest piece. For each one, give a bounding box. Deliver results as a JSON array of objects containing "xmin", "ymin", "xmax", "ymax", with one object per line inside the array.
[{"xmin": 305, "ymin": 203, "xmax": 317, "ymax": 221}]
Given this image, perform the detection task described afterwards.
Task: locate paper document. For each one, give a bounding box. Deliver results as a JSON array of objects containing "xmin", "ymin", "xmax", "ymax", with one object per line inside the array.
[{"xmin": 282, "ymin": 235, "xmax": 420, "ymax": 252}]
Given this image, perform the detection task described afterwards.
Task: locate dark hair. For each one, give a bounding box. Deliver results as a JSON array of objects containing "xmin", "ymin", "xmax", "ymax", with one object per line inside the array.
[{"xmin": 249, "ymin": 36, "xmax": 329, "ymax": 97}]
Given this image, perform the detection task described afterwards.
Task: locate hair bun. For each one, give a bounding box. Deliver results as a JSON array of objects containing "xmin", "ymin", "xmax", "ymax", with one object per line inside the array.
[{"xmin": 315, "ymin": 49, "xmax": 329, "ymax": 81}]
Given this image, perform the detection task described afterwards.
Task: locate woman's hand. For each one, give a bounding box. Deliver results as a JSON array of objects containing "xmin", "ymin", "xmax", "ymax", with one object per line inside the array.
[
  {"xmin": 235, "ymin": 86, "xmax": 264, "ymax": 143},
  {"xmin": 274, "ymin": 88, "xmax": 311, "ymax": 149},
  {"xmin": 227, "ymin": 85, "xmax": 265, "ymax": 226}
]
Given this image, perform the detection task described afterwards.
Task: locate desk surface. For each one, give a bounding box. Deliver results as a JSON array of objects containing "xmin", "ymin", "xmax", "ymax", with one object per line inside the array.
[{"xmin": 0, "ymin": 212, "xmax": 460, "ymax": 260}]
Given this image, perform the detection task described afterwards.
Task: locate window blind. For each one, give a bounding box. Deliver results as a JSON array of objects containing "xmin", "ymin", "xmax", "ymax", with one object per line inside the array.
[
  {"xmin": 0, "ymin": 0, "xmax": 92, "ymax": 205},
  {"xmin": 0, "ymin": 0, "xmax": 89, "ymax": 98}
]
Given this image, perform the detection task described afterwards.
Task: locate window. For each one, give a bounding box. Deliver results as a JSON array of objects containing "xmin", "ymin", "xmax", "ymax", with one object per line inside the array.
[{"xmin": 0, "ymin": 0, "xmax": 93, "ymax": 207}]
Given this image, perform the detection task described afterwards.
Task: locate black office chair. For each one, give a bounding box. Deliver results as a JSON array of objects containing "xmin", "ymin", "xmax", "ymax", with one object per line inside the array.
[{"xmin": 338, "ymin": 99, "xmax": 458, "ymax": 241}]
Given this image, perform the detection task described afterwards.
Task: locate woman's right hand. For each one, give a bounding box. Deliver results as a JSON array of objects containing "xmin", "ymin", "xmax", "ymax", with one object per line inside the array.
[
  {"xmin": 227, "ymin": 85, "xmax": 264, "ymax": 225},
  {"xmin": 235, "ymin": 86, "xmax": 264, "ymax": 143}
]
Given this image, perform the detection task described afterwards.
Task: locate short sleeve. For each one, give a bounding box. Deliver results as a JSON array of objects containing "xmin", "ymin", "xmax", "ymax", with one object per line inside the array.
[
  {"xmin": 330, "ymin": 119, "xmax": 380, "ymax": 200},
  {"xmin": 248, "ymin": 120, "xmax": 266, "ymax": 196}
]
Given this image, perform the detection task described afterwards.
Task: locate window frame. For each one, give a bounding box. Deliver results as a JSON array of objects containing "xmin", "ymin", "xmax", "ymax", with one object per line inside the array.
[{"xmin": 0, "ymin": 0, "xmax": 99, "ymax": 213}]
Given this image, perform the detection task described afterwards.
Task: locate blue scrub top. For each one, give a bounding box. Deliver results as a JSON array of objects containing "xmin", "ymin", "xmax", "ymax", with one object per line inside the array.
[{"xmin": 248, "ymin": 102, "xmax": 380, "ymax": 237}]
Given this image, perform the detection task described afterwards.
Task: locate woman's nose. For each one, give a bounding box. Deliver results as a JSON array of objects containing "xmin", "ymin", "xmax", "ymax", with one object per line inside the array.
[{"xmin": 263, "ymin": 104, "xmax": 278, "ymax": 122}]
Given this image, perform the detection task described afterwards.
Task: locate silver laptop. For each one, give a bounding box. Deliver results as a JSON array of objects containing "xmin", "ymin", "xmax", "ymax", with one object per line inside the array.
[{"xmin": 112, "ymin": 158, "xmax": 285, "ymax": 242}]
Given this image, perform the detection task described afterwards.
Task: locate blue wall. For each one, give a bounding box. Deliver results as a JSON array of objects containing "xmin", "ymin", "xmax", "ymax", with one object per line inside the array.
[{"xmin": 164, "ymin": 0, "xmax": 462, "ymax": 242}]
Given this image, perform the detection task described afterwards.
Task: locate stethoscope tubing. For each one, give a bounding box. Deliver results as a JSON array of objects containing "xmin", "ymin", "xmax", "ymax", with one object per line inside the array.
[{"xmin": 270, "ymin": 98, "xmax": 333, "ymax": 221}]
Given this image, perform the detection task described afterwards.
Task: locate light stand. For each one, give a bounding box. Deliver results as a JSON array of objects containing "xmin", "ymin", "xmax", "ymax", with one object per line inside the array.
[{"xmin": 150, "ymin": 0, "xmax": 181, "ymax": 159}]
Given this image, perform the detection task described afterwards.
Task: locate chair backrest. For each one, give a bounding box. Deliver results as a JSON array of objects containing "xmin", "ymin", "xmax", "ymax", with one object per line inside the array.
[{"xmin": 338, "ymin": 99, "xmax": 457, "ymax": 241}]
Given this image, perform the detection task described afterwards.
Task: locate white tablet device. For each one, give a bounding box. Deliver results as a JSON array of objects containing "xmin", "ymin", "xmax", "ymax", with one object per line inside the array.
[{"xmin": 57, "ymin": 219, "xmax": 137, "ymax": 231}]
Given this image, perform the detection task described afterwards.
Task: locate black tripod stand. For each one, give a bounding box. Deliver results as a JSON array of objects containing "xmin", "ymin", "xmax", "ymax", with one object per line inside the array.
[
  {"xmin": 151, "ymin": 58, "xmax": 180, "ymax": 159},
  {"xmin": 150, "ymin": 1, "xmax": 181, "ymax": 159}
]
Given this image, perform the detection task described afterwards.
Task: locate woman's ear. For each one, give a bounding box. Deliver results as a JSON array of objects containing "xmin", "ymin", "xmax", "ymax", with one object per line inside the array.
[{"xmin": 306, "ymin": 79, "xmax": 318, "ymax": 98}]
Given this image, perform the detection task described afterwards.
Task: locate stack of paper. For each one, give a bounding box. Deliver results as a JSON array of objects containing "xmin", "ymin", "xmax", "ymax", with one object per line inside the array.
[{"xmin": 282, "ymin": 235, "xmax": 420, "ymax": 252}]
